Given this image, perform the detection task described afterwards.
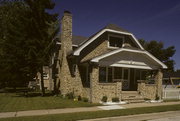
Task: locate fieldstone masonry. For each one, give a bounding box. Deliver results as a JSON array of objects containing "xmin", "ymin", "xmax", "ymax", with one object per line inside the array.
[
  {"xmin": 90, "ymin": 66, "xmax": 122, "ymax": 103},
  {"xmin": 155, "ymin": 69, "xmax": 163, "ymax": 99}
]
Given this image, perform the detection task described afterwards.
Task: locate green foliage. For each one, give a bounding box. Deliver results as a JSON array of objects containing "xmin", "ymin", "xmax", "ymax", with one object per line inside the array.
[
  {"xmin": 78, "ymin": 95, "xmax": 82, "ymax": 101},
  {"xmin": 155, "ymin": 94, "xmax": 160, "ymax": 100},
  {"xmin": 139, "ymin": 39, "xmax": 176, "ymax": 72},
  {"xmin": 0, "ymin": 0, "xmax": 59, "ymax": 93},
  {"xmin": 82, "ymin": 97, "xmax": 89, "ymax": 102},
  {"xmin": 112, "ymin": 97, "xmax": 119, "ymax": 102},
  {"xmin": 65, "ymin": 92, "xmax": 74, "ymax": 99},
  {"xmin": 101, "ymin": 96, "xmax": 108, "ymax": 102}
]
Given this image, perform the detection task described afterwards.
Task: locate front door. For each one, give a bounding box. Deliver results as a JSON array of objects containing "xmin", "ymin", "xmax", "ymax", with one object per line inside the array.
[{"xmin": 122, "ymin": 68, "xmax": 130, "ymax": 90}]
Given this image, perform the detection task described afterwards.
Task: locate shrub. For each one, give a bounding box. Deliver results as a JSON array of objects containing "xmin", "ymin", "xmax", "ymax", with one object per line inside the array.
[
  {"xmin": 112, "ymin": 97, "xmax": 119, "ymax": 102},
  {"xmin": 155, "ymin": 94, "xmax": 160, "ymax": 100},
  {"xmin": 82, "ymin": 97, "xmax": 88, "ymax": 102},
  {"xmin": 101, "ymin": 96, "xmax": 107, "ymax": 102},
  {"xmin": 78, "ymin": 95, "xmax": 82, "ymax": 101},
  {"xmin": 65, "ymin": 92, "xmax": 74, "ymax": 99}
]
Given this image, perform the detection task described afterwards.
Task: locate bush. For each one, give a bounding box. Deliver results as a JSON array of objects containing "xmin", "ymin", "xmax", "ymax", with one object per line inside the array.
[
  {"xmin": 82, "ymin": 97, "xmax": 88, "ymax": 102},
  {"xmin": 155, "ymin": 94, "xmax": 160, "ymax": 100},
  {"xmin": 101, "ymin": 96, "xmax": 107, "ymax": 102},
  {"xmin": 65, "ymin": 92, "xmax": 74, "ymax": 99},
  {"xmin": 112, "ymin": 97, "xmax": 119, "ymax": 102},
  {"xmin": 78, "ymin": 95, "xmax": 82, "ymax": 101}
]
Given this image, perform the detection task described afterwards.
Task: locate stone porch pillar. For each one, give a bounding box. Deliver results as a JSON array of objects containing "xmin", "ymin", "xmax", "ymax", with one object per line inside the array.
[
  {"xmin": 116, "ymin": 82, "xmax": 122, "ymax": 100},
  {"xmin": 155, "ymin": 69, "xmax": 163, "ymax": 100},
  {"xmin": 90, "ymin": 65, "xmax": 99, "ymax": 103}
]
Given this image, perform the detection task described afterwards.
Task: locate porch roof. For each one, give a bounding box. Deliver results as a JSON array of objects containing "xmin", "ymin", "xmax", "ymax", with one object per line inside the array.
[{"xmin": 91, "ymin": 48, "xmax": 167, "ymax": 70}]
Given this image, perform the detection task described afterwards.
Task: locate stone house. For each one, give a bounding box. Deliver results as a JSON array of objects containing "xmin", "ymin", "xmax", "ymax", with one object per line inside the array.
[{"xmin": 50, "ymin": 11, "xmax": 167, "ymax": 103}]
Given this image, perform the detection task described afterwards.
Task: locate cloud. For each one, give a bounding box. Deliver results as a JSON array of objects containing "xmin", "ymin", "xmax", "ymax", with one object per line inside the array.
[{"xmin": 146, "ymin": 2, "xmax": 180, "ymax": 22}]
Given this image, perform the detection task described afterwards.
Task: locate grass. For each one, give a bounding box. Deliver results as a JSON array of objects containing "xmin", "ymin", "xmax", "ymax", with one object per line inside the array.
[
  {"xmin": 0, "ymin": 104, "xmax": 180, "ymax": 121},
  {"xmin": 0, "ymin": 92, "xmax": 99, "ymax": 112}
]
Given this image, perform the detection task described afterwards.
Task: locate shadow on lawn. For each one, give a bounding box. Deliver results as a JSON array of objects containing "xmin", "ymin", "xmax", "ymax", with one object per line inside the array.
[
  {"xmin": 0, "ymin": 87, "xmax": 54, "ymax": 97},
  {"xmin": 14, "ymin": 92, "xmax": 54, "ymax": 97}
]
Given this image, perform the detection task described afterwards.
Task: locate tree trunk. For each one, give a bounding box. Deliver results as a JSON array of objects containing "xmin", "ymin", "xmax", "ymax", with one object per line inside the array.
[{"xmin": 40, "ymin": 67, "xmax": 45, "ymax": 96}]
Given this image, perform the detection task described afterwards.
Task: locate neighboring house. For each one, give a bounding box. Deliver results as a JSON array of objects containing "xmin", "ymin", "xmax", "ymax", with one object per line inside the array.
[
  {"xmin": 37, "ymin": 66, "xmax": 54, "ymax": 90},
  {"xmin": 49, "ymin": 11, "xmax": 167, "ymax": 103},
  {"xmin": 163, "ymin": 71, "xmax": 180, "ymax": 88},
  {"xmin": 162, "ymin": 72, "xmax": 180, "ymax": 100}
]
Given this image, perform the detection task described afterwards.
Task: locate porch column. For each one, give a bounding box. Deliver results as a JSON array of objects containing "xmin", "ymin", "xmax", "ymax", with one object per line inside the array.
[
  {"xmin": 155, "ymin": 69, "xmax": 163, "ymax": 100},
  {"xmin": 90, "ymin": 65, "xmax": 99, "ymax": 103}
]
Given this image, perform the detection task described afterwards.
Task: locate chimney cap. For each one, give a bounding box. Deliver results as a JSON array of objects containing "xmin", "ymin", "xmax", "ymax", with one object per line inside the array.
[{"xmin": 64, "ymin": 10, "xmax": 71, "ymax": 14}]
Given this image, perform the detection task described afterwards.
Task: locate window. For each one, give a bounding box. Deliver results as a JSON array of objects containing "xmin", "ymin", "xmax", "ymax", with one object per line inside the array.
[
  {"xmin": 43, "ymin": 72, "xmax": 49, "ymax": 79},
  {"xmin": 99, "ymin": 67, "xmax": 106, "ymax": 82},
  {"xmin": 99, "ymin": 67, "xmax": 113, "ymax": 82},
  {"xmin": 114, "ymin": 67, "xmax": 122, "ymax": 79},
  {"xmin": 108, "ymin": 36, "xmax": 124, "ymax": 48},
  {"xmin": 108, "ymin": 68, "xmax": 113, "ymax": 82}
]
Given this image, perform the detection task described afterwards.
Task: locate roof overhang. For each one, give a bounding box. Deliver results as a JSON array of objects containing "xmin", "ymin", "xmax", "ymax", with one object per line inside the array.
[
  {"xmin": 73, "ymin": 29, "xmax": 144, "ymax": 56},
  {"xmin": 91, "ymin": 48, "xmax": 167, "ymax": 69}
]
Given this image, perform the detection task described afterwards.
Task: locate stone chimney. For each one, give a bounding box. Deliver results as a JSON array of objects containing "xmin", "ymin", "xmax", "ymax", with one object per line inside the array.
[
  {"xmin": 61, "ymin": 10, "xmax": 72, "ymax": 54},
  {"xmin": 59, "ymin": 11, "xmax": 73, "ymax": 95}
]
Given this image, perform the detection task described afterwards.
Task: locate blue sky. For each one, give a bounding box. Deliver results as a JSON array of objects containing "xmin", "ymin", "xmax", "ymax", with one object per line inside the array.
[{"xmin": 51, "ymin": 0, "xmax": 180, "ymax": 70}]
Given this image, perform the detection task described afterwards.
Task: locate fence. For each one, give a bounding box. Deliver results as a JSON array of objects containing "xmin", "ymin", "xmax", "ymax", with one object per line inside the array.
[{"xmin": 163, "ymin": 88, "xmax": 180, "ymax": 99}]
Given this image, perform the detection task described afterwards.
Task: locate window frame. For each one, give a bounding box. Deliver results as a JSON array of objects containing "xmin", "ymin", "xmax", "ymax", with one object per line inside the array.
[
  {"xmin": 99, "ymin": 66, "xmax": 114, "ymax": 83},
  {"xmin": 108, "ymin": 34, "xmax": 124, "ymax": 49}
]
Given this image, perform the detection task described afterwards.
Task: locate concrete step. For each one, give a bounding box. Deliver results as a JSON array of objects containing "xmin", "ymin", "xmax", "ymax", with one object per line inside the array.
[
  {"xmin": 127, "ymin": 99, "xmax": 145, "ymax": 103},
  {"xmin": 122, "ymin": 97, "xmax": 144, "ymax": 100},
  {"xmin": 121, "ymin": 91, "xmax": 145, "ymax": 103}
]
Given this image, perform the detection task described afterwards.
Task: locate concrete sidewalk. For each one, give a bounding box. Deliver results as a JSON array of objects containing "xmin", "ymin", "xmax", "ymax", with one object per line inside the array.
[{"xmin": 0, "ymin": 101, "xmax": 180, "ymax": 119}]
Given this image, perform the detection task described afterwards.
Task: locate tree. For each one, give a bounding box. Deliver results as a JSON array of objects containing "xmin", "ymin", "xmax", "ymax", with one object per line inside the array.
[
  {"xmin": 0, "ymin": 0, "xmax": 58, "ymax": 94},
  {"xmin": 24, "ymin": 0, "xmax": 58, "ymax": 96},
  {"xmin": 139, "ymin": 39, "xmax": 176, "ymax": 72},
  {"xmin": 0, "ymin": 1, "xmax": 30, "ymax": 88}
]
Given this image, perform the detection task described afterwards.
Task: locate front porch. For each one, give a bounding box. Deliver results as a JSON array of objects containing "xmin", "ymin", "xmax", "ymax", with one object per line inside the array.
[
  {"xmin": 99, "ymin": 67, "xmax": 149, "ymax": 91},
  {"xmin": 89, "ymin": 48, "xmax": 166, "ymax": 103}
]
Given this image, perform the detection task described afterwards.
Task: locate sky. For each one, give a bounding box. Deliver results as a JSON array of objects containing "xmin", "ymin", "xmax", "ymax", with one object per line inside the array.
[{"xmin": 51, "ymin": 0, "xmax": 180, "ymax": 70}]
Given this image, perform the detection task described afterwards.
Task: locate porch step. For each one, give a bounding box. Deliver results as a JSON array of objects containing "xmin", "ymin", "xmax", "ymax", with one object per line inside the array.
[{"xmin": 122, "ymin": 91, "xmax": 145, "ymax": 103}]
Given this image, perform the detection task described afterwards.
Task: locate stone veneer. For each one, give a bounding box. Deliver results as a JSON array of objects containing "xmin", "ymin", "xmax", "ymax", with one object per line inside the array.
[
  {"xmin": 155, "ymin": 69, "xmax": 163, "ymax": 99},
  {"xmin": 90, "ymin": 66, "xmax": 122, "ymax": 103},
  {"xmin": 138, "ymin": 81, "xmax": 157, "ymax": 100},
  {"xmin": 59, "ymin": 11, "xmax": 84, "ymax": 96}
]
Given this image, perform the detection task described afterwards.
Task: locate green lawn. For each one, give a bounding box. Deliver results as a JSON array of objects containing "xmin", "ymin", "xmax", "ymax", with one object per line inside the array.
[
  {"xmin": 0, "ymin": 104, "xmax": 180, "ymax": 121},
  {"xmin": 0, "ymin": 93, "xmax": 99, "ymax": 112}
]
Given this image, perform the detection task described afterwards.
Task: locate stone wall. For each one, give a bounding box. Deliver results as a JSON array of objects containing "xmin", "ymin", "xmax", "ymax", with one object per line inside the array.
[
  {"xmin": 138, "ymin": 81, "xmax": 157, "ymax": 100},
  {"xmin": 80, "ymin": 32, "xmax": 109, "ymax": 62},
  {"xmin": 90, "ymin": 66, "xmax": 122, "ymax": 103},
  {"xmin": 82, "ymin": 87, "xmax": 91, "ymax": 100}
]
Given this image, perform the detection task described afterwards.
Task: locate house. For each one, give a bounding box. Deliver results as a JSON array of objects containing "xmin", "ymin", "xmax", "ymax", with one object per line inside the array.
[
  {"xmin": 163, "ymin": 71, "xmax": 180, "ymax": 88},
  {"xmin": 50, "ymin": 11, "xmax": 167, "ymax": 103}
]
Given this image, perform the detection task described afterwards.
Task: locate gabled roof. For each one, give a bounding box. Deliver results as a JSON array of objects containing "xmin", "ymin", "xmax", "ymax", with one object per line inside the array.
[
  {"xmin": 91, "ymin": 48, "xmax": 167, "ymax": 69},
  {"xmin": 73, "ymin": 24, "xmax": 144, "ymax": 55},
  {"xmin": 104, "ymin": 24, "xmax": 131, "ymax": 33}
]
